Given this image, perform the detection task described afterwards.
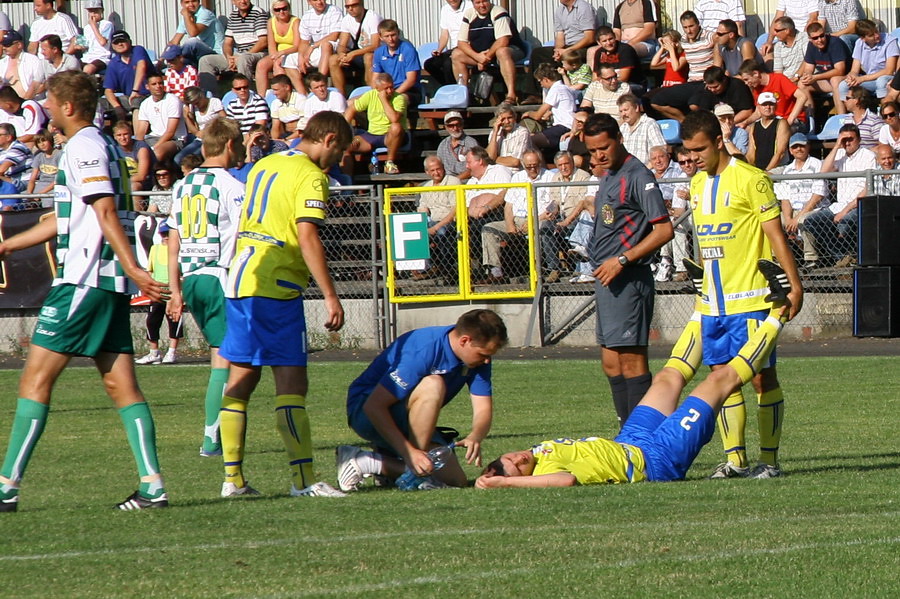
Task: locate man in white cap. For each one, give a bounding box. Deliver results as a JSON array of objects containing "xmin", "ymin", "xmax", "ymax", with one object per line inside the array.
[
  {"xmin": 714, "ymin": 103, "xmax": 748, "ymax": 155},
  {"xmin": 75, "ymin": 0, "xmax": 114, "ymax": 76},
  {"xmin": 746, "ymin": 91, "xmax": 791, "ymax": 171},
  {"xmin": 435, "ymin": 111, "xmax": 479, "ymax": 179}
]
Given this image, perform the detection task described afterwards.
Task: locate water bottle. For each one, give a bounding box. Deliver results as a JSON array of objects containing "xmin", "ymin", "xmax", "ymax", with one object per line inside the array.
[
  {"xmin": 457, "ymin": 73, "xmax": 465, "ymax": 86},
  {"xmin": 395, "ymin": 444, "xmax": 455, "ymax": 491},
  {"xmin": 369, "ymin": 152, "xmax": 379, "ymax": 175}
]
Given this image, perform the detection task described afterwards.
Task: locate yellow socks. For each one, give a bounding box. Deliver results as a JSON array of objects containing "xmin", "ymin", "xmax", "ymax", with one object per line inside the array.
[
  {"xmin": 275, "ymin": 394, "xmax": 314, "ymax": 490},
  {"xmin": 221, "ymin": 395, "xmax": 248, "ymax": 489}
]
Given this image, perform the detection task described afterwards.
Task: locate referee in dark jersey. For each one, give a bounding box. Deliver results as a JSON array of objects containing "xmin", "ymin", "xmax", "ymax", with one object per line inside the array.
[{"xmin": 584, "ymin": 113, "xmax": 674, "ymax": 427}]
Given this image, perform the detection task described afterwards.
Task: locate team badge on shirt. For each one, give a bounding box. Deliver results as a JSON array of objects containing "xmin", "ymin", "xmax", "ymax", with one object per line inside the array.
[{"xmin": 601, "ymin": 203, "xmax": 615, "ymax": 225}]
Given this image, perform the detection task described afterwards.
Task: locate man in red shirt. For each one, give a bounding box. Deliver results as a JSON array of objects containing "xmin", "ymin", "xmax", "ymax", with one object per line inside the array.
[{"xmin": 737, "ymin": 59, "xmax": 810, "ymax": 130}]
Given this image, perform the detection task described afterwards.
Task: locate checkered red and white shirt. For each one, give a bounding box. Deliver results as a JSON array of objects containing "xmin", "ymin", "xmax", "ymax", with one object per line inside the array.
[{"xmin": 165, "ymin": 65, "xmax": 199, "ymax": 98}]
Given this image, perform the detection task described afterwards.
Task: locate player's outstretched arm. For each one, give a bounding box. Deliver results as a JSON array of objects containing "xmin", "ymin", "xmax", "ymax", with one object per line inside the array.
[
  {"xmin": 91, "ymin": 195, "xmax": 164, "ymax": 302},
  {"xmin": 475, "ymin": 471, "xmax": 576, "ymax": 489},
  {"xmin": 0, "ymin": 213, "xmax": 57, "ymax": 259},
  {"xmin": 458, "ymin": 394, "xmax": 492, "ymax": 466},
  {"xmin": 297, "ymin": 220, "xmax": 344, "ymax": 332}
]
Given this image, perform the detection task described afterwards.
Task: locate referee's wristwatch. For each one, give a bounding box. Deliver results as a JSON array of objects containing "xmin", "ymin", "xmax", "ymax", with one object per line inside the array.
[{"xmin": 617, "ymin": 254, "xmax": 629, "ymax": 267}]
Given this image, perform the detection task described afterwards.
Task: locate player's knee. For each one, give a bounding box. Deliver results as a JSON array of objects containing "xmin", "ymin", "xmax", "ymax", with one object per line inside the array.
[{"xmin": 408, "ymin": 374, "xmax": 446, "ymax": 406}]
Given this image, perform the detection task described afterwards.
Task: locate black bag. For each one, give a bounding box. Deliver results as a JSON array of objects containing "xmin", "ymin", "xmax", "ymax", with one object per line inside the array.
[{"xmin": 469, "ymin": 70, "xmax": 495, "ymax": 101}]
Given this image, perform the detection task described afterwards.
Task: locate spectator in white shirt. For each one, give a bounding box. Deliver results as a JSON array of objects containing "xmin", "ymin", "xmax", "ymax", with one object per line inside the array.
[
  {"xmin": 774, "ymin": 133, "xmax": 826, "ymax": 266},
  {"xmin": 329, "ymin": 0, "xmax": 383, "ymax": 95},
  {"xmin": 268, "ymin": 74, "xmax": 304, "ymax": 140},
  {"xmin": 761, "ymin": 0, "xmax": 819, "ymax": 59},
  {"xmin": 136, "ymin": 73, "xmax": 188, "ymax": 163},
  {"xmin": 41, "ymin": 34, "xmax": 80, "ymax": 79},
  {"xmin": 522, "ymin": 63, "xmax": 576, "ymax": 154},
  {"xmin": 618, "ymin": 93, "xmax": 666, "ymax": 165},
  {"xmin": 28, "ymin": 0, "xmax": 78, "ymax": 58},
  {"xmin": 0, "ymin": 32, "xmax": 46, "ymax": 101},
  {"xmin": 76, "ymin": 0, "xmax": 113, "ymax": 75},
  {"xmin": 302, "ymin": 71, "xmax": 347, "ymax": 129},
  {"xmin": 290, "ymin": 0, "xmax": 342, "ymax": 85},
  {"xmin": 424, "ymin": 0, "xmax": 472, "ymax": 86},
  {"xmin": 0, "ymin": 85, "xmax": 49, "ymax": 146},
  {"xmin": 486, "ymin": 103, "xmax": 533, "ymax": 170}
]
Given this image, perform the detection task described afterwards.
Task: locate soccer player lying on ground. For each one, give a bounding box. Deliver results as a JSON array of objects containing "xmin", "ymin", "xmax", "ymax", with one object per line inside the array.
[
  {"xmin": 475, "ymin": 261, "xmax": 791, "ymax": 489},
  {"xmin": 336, "ymin": 309, "xmax": 509, "ymax": 491}
]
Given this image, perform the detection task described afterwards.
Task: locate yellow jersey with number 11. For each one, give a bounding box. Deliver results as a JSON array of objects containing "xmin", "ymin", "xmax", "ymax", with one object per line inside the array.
[{"xmin": 689, "ymin": 157, "xmax": 780, "ymax": 317}]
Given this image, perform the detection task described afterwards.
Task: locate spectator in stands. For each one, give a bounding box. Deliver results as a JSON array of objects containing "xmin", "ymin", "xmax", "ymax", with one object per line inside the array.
[
  {"xmin": 872, "ymin": 143, "xmax": 900, "ymax": 195},
  {"xmin": 113, "ymin": 120, "xmax": 155, "ymax": 198},
  {"xmin": 588, "ymin": 26, "xmax": 644, "ymax": 91},
  {"xmin": 244, "ymin": 123, "xmax": 289, "ymax": 164},
  {"xmin": 478, "ymin": 149, "xmax": 544, "ymax": 284},
  {"xmin": 176, "ymin": 85, "xmax": 225, "ymax": 164},
  {"xmin": 560, "ymin": 107, "xmax": 590, "ymax": 168},
  {"xmin": 343, "ymin": 72, "xmax": 408, "ymax": 175},
  {"xmin": 797, "ymin": 21, "xmax": 851, "ymax": 114},
  {"xmin": 612, "ymin": 0, "xmax": 660, "ymax": 58},
  {"xmin": 688, "ymin": 66, "xmax": 755, "ymax": 126},
  {"xmin": 772, "ymin": 16, "xmax": 809, "ymax": 82},
  {"xmin": 799, "ymin": 123, "xmax": 874, "ymax": 269},
  {"xmin": 648, "ymin": 30, "xmax": 688, "ymax": 90},
  {"xmin": 452, "ymin": 0, "xmax": 527, "ymax": 105},
  {"xmin": 887, "ymin": 73, "xmax": 900, "ymax": 106},
  {"xmin": 878, "ymin": 101, "xmax": 900, "ymax": 153},
  {"xmin": 40, "ymin": 34, "xmax": 79, "ymax": 79},
  {"xmin": 774, "ymin": 133, "xmax": 826, "ymax": 263},
  {"xmin": 268, "ymin": 74, "xmax": 304, "ymax": 140},
  {"xmin": 135, "ymin": 223, "xmax": 183, "ymax": 366},
  {"xmin": 581, "ymin": 63, "xmax": 630, "ymax": 119},
  {"xmin": 0, "ymin": 32, "xmax": 46, "ymax": 101},
  {"xmin": 843, "ymin": 85, "xmax": 882, "ymax": 149},
  {"xmin": 529, "ymin": 0, "xmax": 597, "ymax": 69},
  {"xmin": 522, "ymin": 63, "xmax": 576, "ymax": 154},
  {"xmin": 223, "ymin": 73, "xmax": 271, "ymax": 136},
  {"xmin": 0, "ymin": 86, "xmax": 48, "ymax": 146},
  {"xmin": 617, "ymin": 93, "xmax": 665, "ymax": 165},
  {"xmin": 465, "ymin": 145, "xmax": 511, "ymax": 221},
  {"xmin": 372, "ymin": 20, "xmax": 423, "ymax": 107},
  {"xmin": 198, "ymin": 0, "xmax": 268, "ymax": 95},
  {"xmin": 291, "ymin": 0, "xmax": 342, "ymax": 91},
  {"xmin": 329, "ymin": 0, "xmax": 382, "ymax": 95},
  {"xmin": 0, "ymin": 123, "xmax": 33, "ymax": 211},
  {"xmin": 76, "ymin": 0, "xmax": 113, "ymax": 75},
  {"xmin": 162, "ymin": 45, "xmax": 199, "ymax": 97},
  {"xmin": 544, "ymin": 149, "xmax": 592, "ymax": 282},
  {"xmin": 28, "ymin": 0, "xmax": 77, "ymax": 58},
  {"xmin": 424, "ymin": 0, "xmax": 472, "ymax": 87},
  {"xmin": 136, "ymin": 73, "xmax": 188, "ymax": 163},
  {"xmin": 761, "ymin": 0, "xmax": 818, "ymax": 59},
  {"xmin": 413, "ymin": 155, "xmax": 460, "ymax": 280},
  {"xmin": 0, "ymin": 11, "xmax": 10, "ymax": 44},
  {"xmin": 149, "ymin": 163, "xmax": 178, "ymax": 214},
  {"xmin": 254, "ymin": 0, "xmax": 300, "ymax": 97},
  {"xmin": 737, "ymin": 59, "xmax": 810, "ymax": 129},
  {"xmin": 558, "ymin": 49, "xmax": 592, "ymax": 94},
  {"xmin": 525, "ymin": 0, "xmax": 597, "ymax": 100},
  {"xmin": 746, "ymin": 92, "xmax": 791, "ymax": 170},
  {"xmin": 103, "ymin": 31, "xmax": 153, "ymax": 122},
  {"xmin": 647, "ymin": 11, "xmax": 713, "ymax": 117},
  {"xmin": 714, "ymin": 18, "xmax": 762, "ymax": 77},
  {"xmin": 437, "ymin": 111, "xmax": 479, "ymax": 179},
  {"xmin": 694, "ymin": 0, "xmax": 745, "ymax": 36},
  {"xmin": 486, "ymin": 103, "xmax": 532, "ymax": 170},
  {"xmin": 169, "ymin": 0, "xmax": 223, "ymax": 67},
  {"xmin": 648, "ymin": 145, "xmax": 689, "ymax": 282},
  {"xmin": 837, "ymin": 19, "xmax": 899, "ymax": 110},
  {"xmin": 561, "ymin": 154, "xmax": 598, "ymax": 283},
  {"xmin": 713, "ymin": 102, "xmax": 749, "ymax": 155},
  {"xmin": 25, "ymin": 131, "xmax": 59, "ymax": 203},
  {"xmin": 303, "ymin": 72, "xmax": 347, "ymax": 127},
  {"xmin": 818, "ymin": 0, "xmax": 861, "ymax": 51}
]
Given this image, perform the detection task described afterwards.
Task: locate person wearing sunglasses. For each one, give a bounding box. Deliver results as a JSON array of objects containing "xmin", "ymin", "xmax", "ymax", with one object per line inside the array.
[
  {"xmin": 329, "ymin": 0, "xmax": 383, "ymax": 96},
  {"xmin": 796, "ymin": 21, "xmax": 850, "ymax": 115},
  {"xmin": 198, "ymin": 0, "xmax": 268, "ymax": 96},
  {"xmin": 877, "ymin": 101, "xmax": 900, "ymax": 153}
]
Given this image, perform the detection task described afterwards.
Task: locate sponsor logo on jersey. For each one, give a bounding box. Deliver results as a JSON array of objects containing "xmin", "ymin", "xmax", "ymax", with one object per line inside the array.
[
  {"xmin": 77, "ymin": 159, "xmax": 100, "ymax": 169},
  {"xmin": 305, "ymin": 199, "xmax": 326, "ymax": 210},
  {"xmin": 701, "ymin": 246, "xmax": 724, "ymax": 259},
  {"xmin": 696, "ymin": 222, "xmax": 733, "ymax": 236},
  {"xmin": 760, "ymin": 198, "xmax": 778, "ymax": 213},
  {"xmin": 389, "ymin": 369, "xmax": 408, "ymax": 389},
  {"xmin": 601, "ymin": 203, "xmax": 615, "ymax": 225},
  {"xmin": 82, "ymin": 176, "xmax": 110, "ymax": 184},
  {"xmin": 430, "ymin": 368, "xmax": 450, "ymax": 375},
  {"xmin": 644, "ymin": 182, "xmax": 655, "ymax": 191}
]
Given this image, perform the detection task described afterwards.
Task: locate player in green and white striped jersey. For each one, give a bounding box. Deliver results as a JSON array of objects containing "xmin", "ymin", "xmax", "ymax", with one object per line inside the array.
[
  {"xmin": 166, "ymin": 117, "xmax": 245, "ymax": 458},
  {"xmin": 0, "ymin": 71, "xmax": 168, "ymax": 512}
]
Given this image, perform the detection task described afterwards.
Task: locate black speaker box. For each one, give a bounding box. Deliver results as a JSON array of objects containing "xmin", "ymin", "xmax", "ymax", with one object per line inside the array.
[
  {"xmin": 858, "ymin": 195, "xmax": 900, "ymax": 266},
  {"xmin": 853, "ymin": 266, "xmax": 900, "ymax": 337}
]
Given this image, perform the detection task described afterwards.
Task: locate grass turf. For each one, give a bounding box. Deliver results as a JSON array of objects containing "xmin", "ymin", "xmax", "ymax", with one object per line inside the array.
[{"xmin": 1, "ymin": 356, "xmax": 899, "ymax": 598}]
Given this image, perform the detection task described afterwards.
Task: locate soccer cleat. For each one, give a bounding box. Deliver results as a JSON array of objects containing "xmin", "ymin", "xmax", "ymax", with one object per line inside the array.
[
  {"xmin": 135, "ymin": 352, "xmax": 162, "ymax": 365},
  {"xmin": 749, "ymin": 463, "xmax": 783, "ymax": 479},
  {"xmin": 682, "ymin": 257, "xmax": 704, "ymax": 296},
  {"xmin": 162, "ymin": 352, "xmax": 177, "ymax": 364},
  {"xmin": 290, "ymin": 481, "xmax": 347, "ymax": 498},
  {"xmin": 757, "ymin": 259, "xmax": 791, "ymax": 303},
  {"xmin": 416, "ymin": 476, "xmax": 451, "ymax": 491},
  {"xmin": 115, "ymin": 490, "xmax": 169, "ymax": 510},
  {"xmin": 336, "ymin": 445, "xmax": 364, "ymax": 492},
  {"xmin": 708, "ymin": 462, "xmax": 750, "ymax": 479},
  {"xmin": 221, "ymin": 482, "xmax": 260, "ymax": 497},
  {"xmin": 0, "ymin": 494, "xmax": 19, "ymax": 513},
  {"xmin": 199, "ymin": 445, "xmax": 223, "ymax": 457}
]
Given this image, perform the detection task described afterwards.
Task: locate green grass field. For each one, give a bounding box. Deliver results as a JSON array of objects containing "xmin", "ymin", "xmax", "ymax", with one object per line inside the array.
[{"xmin": 2, "ymin": 356, "xmax": 900, "ymax": 598}]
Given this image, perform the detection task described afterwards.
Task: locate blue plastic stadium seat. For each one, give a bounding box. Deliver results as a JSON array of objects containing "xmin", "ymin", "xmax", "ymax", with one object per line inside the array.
[
  {"xmin": 517, "ymin": 41, "xmax": 533, "ymax": 67},
  {"xmin": 658, "ymin": 119, "xmax": 681, "ymax": 144},
  {"xmin": 417, "ymin": 84, "xmax": 468, "ymax": 110},
  {"xmin": 348, "ymin": 85, "xmax": 371, "ymax": 99},
  {"xmin": 221, "ymin": 90, "xmax": 237, "ymax": 106},
  {"xmin": 890, "ymin": 28, "xmax": 900, "ymax": 42},
  {"xmin": 807, "ymin": 114, "xmax": 849, "ymax": 141},
  {"xmin": 146, "ymin": 48, "xmax": 158, "ymax": 63},
  {"xmin": 418, "ymin": 41, "xmax": 439, "ymax": 69},
  {"xmin": 755, "ymin": 32, "xmax": 768, "ymax": 50},
  {"xmin": 264, "ymin": 89, "xmax": 275, "ymax": 107}
]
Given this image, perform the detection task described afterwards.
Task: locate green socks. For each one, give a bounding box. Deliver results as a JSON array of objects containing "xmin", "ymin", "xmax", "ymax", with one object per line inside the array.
[{"xmin": 0, "ymin": 398, "xmax": 49, "ymax": 497}]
